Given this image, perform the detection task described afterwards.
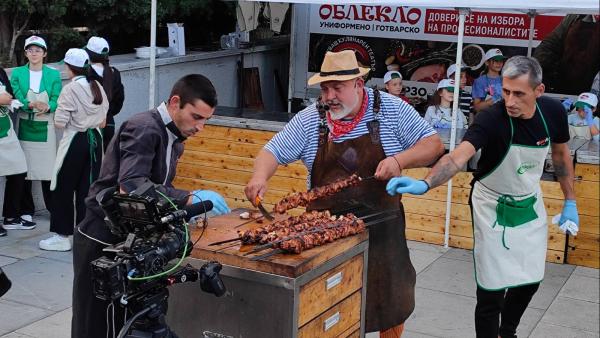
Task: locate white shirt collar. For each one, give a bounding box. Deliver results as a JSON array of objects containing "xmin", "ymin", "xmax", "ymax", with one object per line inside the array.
[{"xmin": 157, "ymin": 102, "xmax": 177, "ymax": 140}]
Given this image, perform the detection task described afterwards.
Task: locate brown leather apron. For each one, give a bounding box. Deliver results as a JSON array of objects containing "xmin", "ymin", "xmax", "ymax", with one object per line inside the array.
[{"xmin": 307, "ymin": 91, "xmax": 416, "ymax": 332}]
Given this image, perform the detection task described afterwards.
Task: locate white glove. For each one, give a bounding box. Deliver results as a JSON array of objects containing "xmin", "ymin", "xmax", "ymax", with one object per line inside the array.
[
  {"xmin": 9, "ymin": 100, "xmax": 23, "ymax": 112},
  {"xmin": 552, "ymin": 213, "xmax": 579, "ymax": 236}
]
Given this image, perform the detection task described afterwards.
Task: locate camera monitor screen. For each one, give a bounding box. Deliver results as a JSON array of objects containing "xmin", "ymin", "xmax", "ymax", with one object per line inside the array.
[{"xmin": 117, "ymin": 200, "xmax": 155, "ymax": 223}]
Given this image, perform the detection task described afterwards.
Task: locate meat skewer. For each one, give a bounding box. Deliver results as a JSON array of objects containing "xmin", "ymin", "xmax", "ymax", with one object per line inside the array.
[
  {"xmin": 273, "ymin": 174, "xmax": 362, "ymax": 214},
  {"xmin": 244, "ymin": 215, "xmax": 365, "ymax": 256}
]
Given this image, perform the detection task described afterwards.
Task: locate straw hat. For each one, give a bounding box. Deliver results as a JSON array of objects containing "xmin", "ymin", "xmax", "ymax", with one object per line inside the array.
[{"xmin": 308, "ymin": 50, "xmax": 370, "ymax": 86}]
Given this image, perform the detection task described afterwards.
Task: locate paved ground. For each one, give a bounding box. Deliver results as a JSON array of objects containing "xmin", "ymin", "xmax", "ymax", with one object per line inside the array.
[{"xmin": 0, "ymin": 213, "xmax": 598, "ymax": 338}]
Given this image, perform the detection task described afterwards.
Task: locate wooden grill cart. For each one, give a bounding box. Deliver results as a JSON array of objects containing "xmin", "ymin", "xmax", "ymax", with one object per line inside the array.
[{"xmin": 166, "ymin": 209, "xmax": 369, "ymax": 338}]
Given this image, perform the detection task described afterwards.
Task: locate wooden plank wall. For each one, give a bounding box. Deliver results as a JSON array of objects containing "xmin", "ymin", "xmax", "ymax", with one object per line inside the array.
[
  {"xmin": 174, "ymin": 125, "xmax": 308, "ymax": 213},
  {"xmin": 567, "ymin": 164, "xmax": 600, "ymax": 268},
  {"xmin": 174, "ymin": 125, "xmax": 598, "ymax": 266}
]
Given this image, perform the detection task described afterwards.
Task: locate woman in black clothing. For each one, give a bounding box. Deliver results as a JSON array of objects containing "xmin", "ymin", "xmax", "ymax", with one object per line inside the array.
[{"xmin": 84, "ymin": 36, "xmax": 124, "ymax": 150}]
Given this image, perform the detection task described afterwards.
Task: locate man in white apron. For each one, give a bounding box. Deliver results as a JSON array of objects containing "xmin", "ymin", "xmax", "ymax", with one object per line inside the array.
[{"xmin": 387, "ymin": 56, "xmax": 579, "ymax": 338}]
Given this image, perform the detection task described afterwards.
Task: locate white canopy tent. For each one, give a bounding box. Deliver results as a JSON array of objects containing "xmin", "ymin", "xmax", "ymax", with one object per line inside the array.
[{"xmin": 146, "ymin": 0, "xmax": 598, "ymax": 245}]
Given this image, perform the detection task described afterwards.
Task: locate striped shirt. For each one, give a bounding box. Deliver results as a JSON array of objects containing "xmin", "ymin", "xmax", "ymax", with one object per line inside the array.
[{"xmin": 264, "ymin": 88, "xmax": 436, "ymax": 185}]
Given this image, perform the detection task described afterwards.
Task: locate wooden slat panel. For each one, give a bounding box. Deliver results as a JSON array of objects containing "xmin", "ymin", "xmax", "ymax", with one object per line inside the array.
[
  {"xmin": 574, "ymin": 164, "xmax": 599, "ymax": 182},
  {"xmin": 566, "ymin": 248, "xmax": 600, "ymax": 268},
  {"xmin": 298, "ymin": 255, "xmax": 363, "ymax": 326},
  {"xmin": 340, "ymin": 324, "xmax": 360, "ymax": 338},
  {"xmin": 403, "ymin": 197, "xmax": 472, "ymax": 222},
  {"xmin": 568, "ymin": 232, "xmax": 600, "ymax": 252},
  {"xmin": 579, "ymin": 215, "xmax": 600, "ymax": 235},
  {"xmin": 176, "ymin": 163, "xmax": 307, "ymax": 192},
  {"xmin": 195, "ymin": 125, "xmax": 276, "ymax": 144},
  {"xmin": 298, "ymin": 292, "xmax": 362, "ymax": 338},
  {"xmin": 540, "ymin": 181, "xmax": 565, "ymax": 200},
  {"xmin": 179, "ymin": 150, "xmax": 307, "ymax": 178},
  {"xmin": 185, "ymin": 137, "xmax": 265, "ymax": 158},
  {"xmin": 575, "ymin": 180, "xmax": 600, "ymax": 200}
]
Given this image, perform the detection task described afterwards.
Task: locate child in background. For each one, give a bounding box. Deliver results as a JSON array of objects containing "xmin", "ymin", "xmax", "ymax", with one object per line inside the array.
[
  {"xmin": 472, "ymin": 48, "xmax": 506, "ymax": 113},
  {"xmin": 564, "ymin": 92, "xmax": 599, "ymax": 141},
  {"xmin": 383, "ymin": 70, "xmax": 410, "ymax": 103},
  {"xmin": 424, "ymin": 79, "xmax": 468, "ymax": 129}
]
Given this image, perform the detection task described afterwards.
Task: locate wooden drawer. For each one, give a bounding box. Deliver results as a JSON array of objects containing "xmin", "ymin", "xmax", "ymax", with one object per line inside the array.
[
  {"xmin": 298, "ymin": 291, "xmax": 362, "ymax": 338},
  {"xmin": 298, "ymin": 254, "xmax": 363, "ymax": 326}
]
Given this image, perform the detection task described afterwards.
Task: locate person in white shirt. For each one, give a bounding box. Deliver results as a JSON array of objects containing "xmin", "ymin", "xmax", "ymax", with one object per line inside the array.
[{"xmin": 424, "ymin": 79, "xmax": 468, "ymax": 129}]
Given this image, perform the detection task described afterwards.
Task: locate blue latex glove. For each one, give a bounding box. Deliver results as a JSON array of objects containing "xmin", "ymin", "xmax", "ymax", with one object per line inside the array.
[
  {"xmin": 386, "ymin": 176, "xmax": 430, "ymax": 196},
  {"xmin": 191, "ymin": 190, "xmax": 231, "ymax": 215},
  {"xmin": 559, "ymin": 199, "xmax": 579, "ymax": 227},
  {"xmin": 583, "ymin": 106, "xmax": 595, "ymax": 126},
  {"xmin": 561, "ymin": 98, "xmax": 573, "ymax": 111}
]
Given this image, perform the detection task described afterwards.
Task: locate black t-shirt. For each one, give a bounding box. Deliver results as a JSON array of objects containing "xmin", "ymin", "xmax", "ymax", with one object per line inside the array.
[{"xmin": 463, "ymin": 96, "xmax": 570, "ymax": 181}]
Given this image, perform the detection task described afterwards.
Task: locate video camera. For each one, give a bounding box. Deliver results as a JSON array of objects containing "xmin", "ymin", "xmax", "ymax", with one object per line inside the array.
[{"xmin": 90, "ymin": 182, "xmax": 225, "ymax": 337}]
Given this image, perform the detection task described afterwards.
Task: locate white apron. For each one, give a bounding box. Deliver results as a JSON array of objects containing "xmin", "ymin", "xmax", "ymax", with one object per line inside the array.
[
  {"xmin": 569, "ymin": 124, "xmax": 592, "ymax": 140},
  {"xmin": 50, "ymin": 127, "xmax": 101, "ymax": 190},
  {"xmin": 17, "ymin": 90, "xmax": 57, "ymax": 180},
  {"xmin": 472, "ymin": 104, "xmax": 550, "ymax": 290},
  {"xmin": 0, "ymin": 106, "xmax": 28, "ymax": 176}
]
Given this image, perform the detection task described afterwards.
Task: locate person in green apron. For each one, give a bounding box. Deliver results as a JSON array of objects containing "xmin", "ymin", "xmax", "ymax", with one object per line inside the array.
[
  {"xmin": 564, "ymin": 92, "xmax": 599, "ymax": 141},
  {"xmin": 386, "ymin": 56, "xmax": 579, "ymax": 338},
  {"xmin": 245, "ymin": 50, "xmax": 445, "ymax": 337},
  {"xmin": 9, "ymin": 35, "xmax": 62, "ymax": 227},
  {"xmin": 0, "ymin": 67, "xmax": 28, "ymax": 236},
  {"xmin": 37, "ymin": 48, "xmax": 108, "ymax": 251}
]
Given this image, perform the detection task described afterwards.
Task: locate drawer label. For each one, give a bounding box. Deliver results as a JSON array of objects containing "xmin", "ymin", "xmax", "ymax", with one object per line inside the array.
[
  {"xmin": 326, "ymin": 272, "xmax": 343, "ymax": 290},
  {"xmin": 324, "ymin": 312, "xmax": 340, "ymax": 331}
]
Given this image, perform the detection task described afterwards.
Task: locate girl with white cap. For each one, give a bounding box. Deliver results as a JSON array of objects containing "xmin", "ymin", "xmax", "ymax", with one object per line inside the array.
[
  {"xmin": 84, "ymin": 36, "xmax": 125, "ymax": 150},
  {"xmin": 472, "ymin": 48, "xmax": 507, "ymax": 113},
  {"xmin": 566, "ymin": 92, "xmax": 599, "ymax": 140},
  {"xmin": 38, "ymin": 48, "xmax": 108, "ymax": 251},
  {"xmin": 424, "ymin": 79, "xmax": 468, "ymax": 129},
  {"xmin": 9, "ymin": 35, "xmax": 62, "ymax": 229}
]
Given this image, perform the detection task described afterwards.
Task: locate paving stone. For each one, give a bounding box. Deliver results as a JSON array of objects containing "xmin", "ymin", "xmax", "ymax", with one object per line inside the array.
[
  {"xmin": 541, "ymin": 297, "xmax": 599, "ymax": 333},
  {"xmin": 442, "ymin": 248, "xmax": 473, "ymax": 262},
  {"xmin": 0, "ymin": 332, "xmax": 36, "ymax": 338},
  {"xmin": 1, "ymin": 257, "xmax": 72, "ymax": 311},
  {"xmin": 516, "ymin": 307, "xmax": 545, "ymax": 338},
  {"xmin": 559, "ymin": 274, "xmax": 600, "ymax": 304},
  {"xmin": 0, "ymin": 300, "xmax": 52, "ymax": 336},
  {"xmin": 0, "ymin": 255, "xmax": 17, "ymax": 267},
  {"xmin": 410, "ymin": 248, "xmax": 444, "ymax": 274},
  {"xmin": 573, "ymin": 266, "xmax": 600, "ymax": 279},
  {"xmin": 404, "ymin": 287, "xmax": 476, "ymax": 338},
  {"xmin": 530, "ymin": 322, "xmax": 599, "ymax": 338},
  {"xmin": 528, "ymin": 262, "xmax": 575, "ymax": 310},
  {"xmin": 13, "ymin": 308, "xmax": 71, "ymax": 338},
  {"xmin": 407, "ymin": 241, "xmax": 449, "ymax": 254},
  {"xmin": 415, "ymin": 257, "xmax": 476, "ymax": 298}
]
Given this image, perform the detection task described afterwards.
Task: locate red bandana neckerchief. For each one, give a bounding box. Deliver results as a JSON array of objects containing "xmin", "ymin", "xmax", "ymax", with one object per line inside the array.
[{"xmin": 326, "ymin": 90, "xmax": 368, "ymax": 140}]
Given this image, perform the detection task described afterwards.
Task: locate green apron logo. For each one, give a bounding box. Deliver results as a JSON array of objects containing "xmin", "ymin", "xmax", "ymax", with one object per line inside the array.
[{"xmin": 517, "ymin": 161, "xmax": 538, "ymax": 174}]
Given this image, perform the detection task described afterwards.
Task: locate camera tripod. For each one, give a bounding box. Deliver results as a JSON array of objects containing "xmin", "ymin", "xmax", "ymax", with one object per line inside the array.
[{"xmin": 119, "ymin": 288, "xmax": 179, "ymax": 338}]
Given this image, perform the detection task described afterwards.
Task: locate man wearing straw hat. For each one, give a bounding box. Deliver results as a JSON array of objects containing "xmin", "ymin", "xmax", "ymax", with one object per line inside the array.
[
  {"xmin": 245, "ymin": 50, "xmax": 444, "ymax": 337},
  {"xmin": 387, "ymin": 56, "xmax": 578, "ymax": 338}
]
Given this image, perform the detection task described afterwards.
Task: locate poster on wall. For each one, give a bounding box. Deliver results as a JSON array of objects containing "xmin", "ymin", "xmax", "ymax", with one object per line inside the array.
[{"xmin": 307, "ymin": 4, "xmax": 600, "ymax": 99}]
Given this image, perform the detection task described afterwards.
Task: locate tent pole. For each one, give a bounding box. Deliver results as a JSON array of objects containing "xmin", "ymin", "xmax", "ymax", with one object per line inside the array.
[
  {"xmin": 149, "ymin": 0, "xmax": 157, "ymax": 109},
  {"xmin": 445, "ymin": 8, "xmax": 468, "ymax": 248},
  {"xmin": 527, "ymin": 10, "xmax": 537, "ymax": 57}
]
